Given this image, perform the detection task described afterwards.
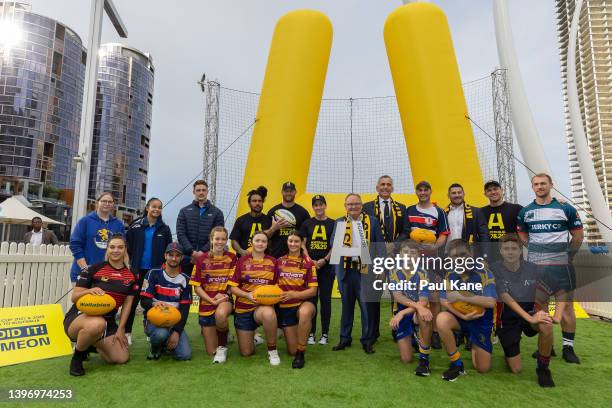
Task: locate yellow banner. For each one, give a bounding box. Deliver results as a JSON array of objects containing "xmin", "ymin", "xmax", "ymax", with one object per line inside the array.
[{"xmin": 0, "ymin": 304, "xmax": 73, "ymax": 367}]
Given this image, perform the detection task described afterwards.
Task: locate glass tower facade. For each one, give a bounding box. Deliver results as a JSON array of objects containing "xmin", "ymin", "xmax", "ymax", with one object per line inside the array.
[
  {"xmin": 0, "ymin": 2, "xmax": 85, "ymax": 194},
  {"xmin": 89, "ymin": 43, "xmax": 154, "ymax": 219}
]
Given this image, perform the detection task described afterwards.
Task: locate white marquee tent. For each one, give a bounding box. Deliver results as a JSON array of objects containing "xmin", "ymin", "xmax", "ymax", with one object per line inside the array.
[{"xmin": 0, "ymin": 196, "xmax": 64, "ymax": 241}]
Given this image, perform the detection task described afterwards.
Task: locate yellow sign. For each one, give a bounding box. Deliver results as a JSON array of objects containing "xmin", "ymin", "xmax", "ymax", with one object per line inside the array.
[{"xmin": 0, "ymin": 304, "xmax": 73, "ymax": 367}]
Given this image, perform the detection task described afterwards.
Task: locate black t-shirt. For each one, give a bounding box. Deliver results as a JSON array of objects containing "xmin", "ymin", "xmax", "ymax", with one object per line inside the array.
[
  {"xmin": 299, "ymin": 217, "xmax": 336, "ymax": 260},
  {"xmin": 480, "ymin": 202, "xmax": 523, "ymax": 263},
  {"xmin": 491, "ymin": 260, "xmax": 538, "ymax": 322},
  {"xmin": 229, "ymin": 212, "xmax": 272, "ymax": 253},
  {"xmin": 267, "ymin": 203, "xmax": 310, "ymax": 258}
]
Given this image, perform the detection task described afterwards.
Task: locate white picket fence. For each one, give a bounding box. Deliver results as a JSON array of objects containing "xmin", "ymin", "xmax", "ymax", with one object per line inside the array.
[{"xmin": 0, "ymin": 242, "xmax": 73, "ymax": 312}]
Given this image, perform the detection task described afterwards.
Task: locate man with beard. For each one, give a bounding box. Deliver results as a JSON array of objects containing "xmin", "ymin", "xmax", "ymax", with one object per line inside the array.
[
  {"xmin": 266, "ymin": 182, "xmax": 310, "ymax": 258},
  {"xmin": 479, "ymin": 180, "xmax": 523, "ymax": 265},
  {"xmin": 230, "ymin": 186, "xmax": 273, "ymax": 257}
]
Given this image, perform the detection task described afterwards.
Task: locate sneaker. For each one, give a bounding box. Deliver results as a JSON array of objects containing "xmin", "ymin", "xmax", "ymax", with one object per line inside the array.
[
  {"xmin": 415, "ymin": 359, "xmax": 431, "ymax": 377},
  {"xmin": 308, "ymin": 334, "xmax": 316, "ymax": 345},
  {"xmin": 268, "ymin": 349, "xmax": 281, "ymax": 366},
  {"xmin": 69, "ymin": 356, "xmax": 85, "ymax": 376},
  {"xmin": 536, "ymin": 367, "xmax": 555, "ymax": 387},
  {"xmin": 442, "ymin": 363, "xmax": 466, "ymax": 382},
  {"xmin": 492, "ymin": 335, "xmax": 498, "ymax": 345},
  {"xmin": 228, "ymin": 332, "xmax": 235, "ymax": 344},
  {"xmin": 147, "ymin": 346, "xmax": 161, "ymax": 360},
  {"xmin": 254, "ymin": 333, "xmax": 264, "ymax": 346},
  {"xmin": 213, "ymin": 346, "xmax": 228, "ymax": 364},
  {"xmin": 292, "ymin": 351, "xmax": 305, "ymax": 369},
  {"xmin": 126, "ymin": 333, "xmax": 132, "ymax": 346},
  {"xmin": 562, "ymin": 346, "xmax": 580, "ymax": 364},
  {"xmin": 277, "ymin": 328, "xmax": 284, "ymax": 340},
  {"xmin": 318, "ymin": 334, "xmax": 329, "ymax": 345},
  {"xmin": 431, "ymin": 332, "xmax": 442, "ymax": 350}
]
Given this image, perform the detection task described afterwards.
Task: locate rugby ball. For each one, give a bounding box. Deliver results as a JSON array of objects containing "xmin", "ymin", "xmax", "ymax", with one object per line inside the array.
[
  {"xmin": 147, "ymin": 305, "xmax": 182, "ymax": 328},
  {"xmin": 451, "ymin": 292, "xmax": 484, "ymax": 315},
  {"xmin": 410, "ymin": 228, "xmax": 436, "ymax": 244},
  {"xmin": 252, "ymin": 285, "xmax": 283, "ymax": 305},
  {"xmin": 76, "ymin": 293, "xmax": 116, "ymax": 316},
  {"xmin": 274, "ymin": 209, "xmax": 296, "ymax": 227}
]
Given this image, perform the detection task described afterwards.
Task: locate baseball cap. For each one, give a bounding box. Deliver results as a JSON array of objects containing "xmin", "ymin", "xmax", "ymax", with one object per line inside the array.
[
  {"xmin": 484, "ymin": 180, "xmax": 502, "ymax": 191},
  {"xmin": 282, "ymin": 181, "xmax": 296, "ymax": 191},
  {"xmin": 415, "ymin": 180, "xmax": 432, "ymax": 190},
  {"xmin": 312, "ymin": 194, "xmax": 326, "ymax": 205},
  {"xmin": 165, "ymin": 242, "xmax": 184, "ymax": 255}
]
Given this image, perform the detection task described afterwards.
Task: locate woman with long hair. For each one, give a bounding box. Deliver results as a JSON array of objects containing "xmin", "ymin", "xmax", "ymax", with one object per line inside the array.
[
  {"xmin": 63, "ymin": 234, "xmax": 138, "ymax": 376},
  {"xmin": 190, "ymin": 226, "xmax": 236, "ymax": 363},
  {"xmin": 227, "ymin": 231, "xmax": 280, "ymax": 365},
  {"xmin": 125, "ymin": 197, "xmax": 172, "ymax": 342},
  {"xmin": 276, "ymin": 231, "xmax": 317, "ymax": 368}
]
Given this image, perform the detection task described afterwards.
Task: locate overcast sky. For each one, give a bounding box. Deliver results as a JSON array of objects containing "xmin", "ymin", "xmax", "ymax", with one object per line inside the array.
[{"xmin": 29, "ymin": 0, "xmax": 568, "ymax": 229}]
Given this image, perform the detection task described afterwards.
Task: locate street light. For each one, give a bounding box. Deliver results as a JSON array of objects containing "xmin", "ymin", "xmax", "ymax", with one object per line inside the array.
[{"xmin": 71, "ymin": 0, "xmax": 127, "ymax": 228}]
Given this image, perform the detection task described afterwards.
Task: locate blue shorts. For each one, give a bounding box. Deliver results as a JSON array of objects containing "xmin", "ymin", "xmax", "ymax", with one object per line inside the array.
[
  {"xmin": 276, "ymin": 306, "xmax": 299, "ymax": 328},
  {"xmin": 537, "ymin": 265, "xmax": 576, "ymax": 295},
  {"xmin": 234, "ymin": 311, "xmax": 259, "ymax": 331},
  {"xmin": 395, "ymin": 305, "xmax": 415, "ymax": 341},
  {"xmin": 457, "ymin": 315, "xmax": 494, "ymax": 354},
  {"xmin": 199, "ymin": 315, "xmax": 216, "ymax": 327}
]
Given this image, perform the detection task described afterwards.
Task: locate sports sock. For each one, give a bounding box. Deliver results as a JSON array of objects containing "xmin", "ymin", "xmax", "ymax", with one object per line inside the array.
[
  {"xmin": 537, "ymin": 353, "xmax": 551, "ymax": 369},
  {"xmin": 217, "ymin": 329, "xmax": 228, "ymax": 347},
  {"xmin": 297, "ymin": 343, "xmax": 306, "ymax": 353},
  {"xmin": 267, "ymin": 343, "xmax": 277, "ymax": 351},
  {"xmin": 418, "ymin": 344, "xmax": 431, "ymax": 361},
  {"xmin": 448, "ymin": 349, "xmax": 462, "ymax": 366},
  {"xmin": 562, "ymin": 331, "xmax": 575, "ymax": 347},
  {"xmin": 73, "ymin": 347, "xmax": 88, "ymax": 361}
]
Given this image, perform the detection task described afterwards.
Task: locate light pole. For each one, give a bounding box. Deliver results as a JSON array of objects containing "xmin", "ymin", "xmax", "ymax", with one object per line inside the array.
[{"xmin": 71, "ymin": 0, "xmax": 127, "ymax": 229}]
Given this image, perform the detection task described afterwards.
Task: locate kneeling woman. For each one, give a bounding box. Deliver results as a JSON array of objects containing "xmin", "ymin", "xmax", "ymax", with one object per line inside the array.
[
  {"xmin": 277, "ymin": 231, "xmax": 318, "ymax": 369},
  {"xmin": 227, "ymin": 231, "xmax": 280, "ymax": 365},
  {"xmin": 190, "ymin": 227, "xmax": 237, "ymax": 363},
  {"xmin": 63, "ymin": 234, "xmax": 138, "ymax": 376}
]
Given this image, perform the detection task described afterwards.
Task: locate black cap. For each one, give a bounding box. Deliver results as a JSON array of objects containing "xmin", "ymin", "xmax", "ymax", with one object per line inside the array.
[
  {"xmin": 165, "ymin": 242, "xmax": 184, "ymax": 255},
  {"xmin": 312, "ymin": 194, "xmax": 326, "ymax": 205},
  {"xmin": 415, "ymin": 180, "xmax": 431, "ymax": 190},
  {"xmin": 484, "ymin": 180, "xmax": 502, "ymax": 191},
  {"xmin": 282, "ymin": 181, "xmax": 296, "ymax": 191}
]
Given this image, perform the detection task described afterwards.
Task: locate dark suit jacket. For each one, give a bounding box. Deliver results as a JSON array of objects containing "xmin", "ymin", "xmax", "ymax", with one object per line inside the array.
[
  {"xmin": 24, "ymin": 229, "xmax": 59, "ymax": 245},
  {"xmin": 330, "ymin": 214, "xmax": 386, "ymax": 283},
  {"xmin": 363, "ymin": 197, "xmax": 406, "ymax": 243}
]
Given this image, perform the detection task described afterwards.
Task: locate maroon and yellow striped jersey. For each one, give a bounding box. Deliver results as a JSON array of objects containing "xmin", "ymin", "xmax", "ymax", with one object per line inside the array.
[
  {"xmin": 277, "ymin": 255, "xmax": 318, "ymax": 308},
  {"xmin": 189, "ymin": 251, "xmax": 237, "ymax": 316},
  {"xmin": 227, "ymin": 254, "xmax": 277, "ymax": 313}
]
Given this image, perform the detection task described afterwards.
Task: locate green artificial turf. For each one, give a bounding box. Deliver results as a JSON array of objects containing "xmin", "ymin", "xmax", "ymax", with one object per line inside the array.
[{"xmin": 1, "ymin": 301, "xmax": 611, "ymax": 407}]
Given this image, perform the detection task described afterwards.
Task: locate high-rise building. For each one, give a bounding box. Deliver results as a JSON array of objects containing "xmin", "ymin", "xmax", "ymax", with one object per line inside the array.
[
  {"xmin": 557, "ymin": 0, "xmax": 612, "ymax": 243},
  {"xmin": 88, "ymin": 43, "xmax": 154, "ymax": 223},
  {"xmin": 0, "ymin": 1, "xmax": 85, "ymax": 199}
]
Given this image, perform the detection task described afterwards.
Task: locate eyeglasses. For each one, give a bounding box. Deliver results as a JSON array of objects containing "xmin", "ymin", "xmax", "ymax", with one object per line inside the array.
[
  {"xmin": 99, "ymin": 200, "xmax": 114, "ymax": 204},
  {"xmin": 346, "ymin": 203, "xmax": 362, "ymax": 207}
]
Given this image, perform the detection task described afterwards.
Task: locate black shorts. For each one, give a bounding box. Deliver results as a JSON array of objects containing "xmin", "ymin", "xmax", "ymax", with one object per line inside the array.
[
  {"xmin": 497, "ymin": 319, "xmax": 538, "ymax": 358},
  {"xmin": 63, "ymin": 308, "xmax": 118, "ymax": 341}
]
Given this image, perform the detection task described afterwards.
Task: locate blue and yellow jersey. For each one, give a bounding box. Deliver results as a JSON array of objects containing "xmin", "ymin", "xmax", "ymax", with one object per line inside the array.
[
  {"xmin": 440, "ymin": 268, "xmax": 496, "ymax": 321},
  {"xmin": 389, "ymin": 268, "xmax": 430, "ymax": 305}
]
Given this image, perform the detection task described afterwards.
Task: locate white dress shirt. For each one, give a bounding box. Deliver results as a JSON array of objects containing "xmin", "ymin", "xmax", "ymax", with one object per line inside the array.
[
  {"xmin": 448, "ymin": 204, "xmax": 464, "ymax": 241},
  {"xmin": 30, "ymin": 230, "xmax": 43, "ymax": 246}
]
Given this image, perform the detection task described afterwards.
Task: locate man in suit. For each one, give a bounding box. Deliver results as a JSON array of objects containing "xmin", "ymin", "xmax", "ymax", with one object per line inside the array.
[
  {"xmin": 24, "ymin": 216, "xmax": 59, "ymax": 245},
  {"xmin": 363, "ymin": 175, "xmax": 406, "ymax": 341},
  {"xmin": 331, "ymin": 193, "xmax": 385, "ymax": 354}
]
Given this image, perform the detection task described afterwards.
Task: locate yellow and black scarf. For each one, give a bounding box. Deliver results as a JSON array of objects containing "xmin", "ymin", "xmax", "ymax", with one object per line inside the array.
[
  {"xmin": 374, "ymin": 197, "xmax": 402, "ymax": 241},
  {"xmin": 342, "ymin": 213, "xmax": 371, "ymax": 273},
  {"xmin": 443, "ymin": 202, "xmax": 475, "ymax": 244}
]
